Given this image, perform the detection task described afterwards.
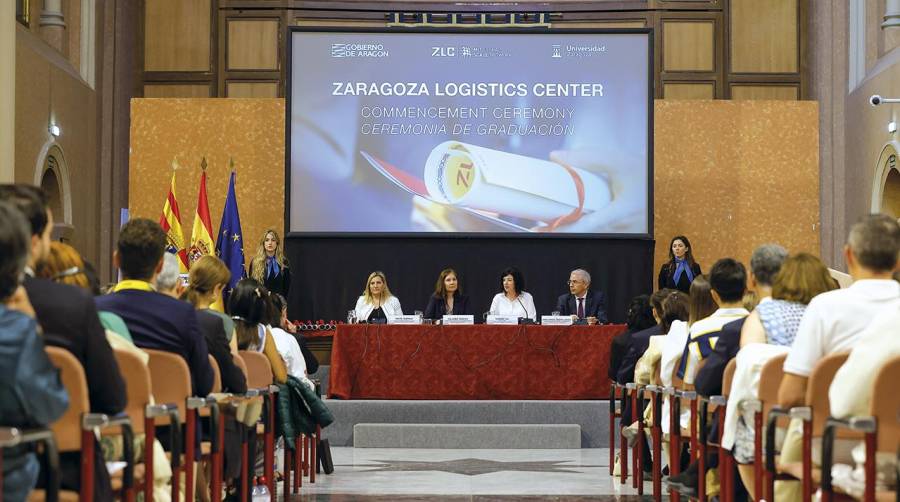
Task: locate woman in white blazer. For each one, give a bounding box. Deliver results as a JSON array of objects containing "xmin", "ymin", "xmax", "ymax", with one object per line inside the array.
[{"xmin": 354, "ymin": 271, "xmax": 403, "ymax": 323}]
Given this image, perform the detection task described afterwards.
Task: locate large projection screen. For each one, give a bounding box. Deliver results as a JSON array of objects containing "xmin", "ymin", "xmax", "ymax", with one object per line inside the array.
[{"xmin": 287, "ymin": 28, "xmax": 653, "ymax": 236}]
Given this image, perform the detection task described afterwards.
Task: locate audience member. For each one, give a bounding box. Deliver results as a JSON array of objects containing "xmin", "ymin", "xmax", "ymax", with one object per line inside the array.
[
  {"xmin": 423, "ymin": 268, "xmax": 473, "ymax": 319},
  {"xmin": 774, "ymin": 215, "xmax": 900, "ymax": 499},
  {"xmin": 229, "ymin": 279, "xmax": 288, "ymax": 384},
  {"xmin": 0, "ymin": 184, "xmax": 126, "ymax": 413},
  {"xmin": 181, "ymin": 255, "xmax": 247, "ymax": 394},
  {"xmin": 489, "ymin": 267, "xmax": 537, "ymax": 321},
  {"xmin": 678, "ymin": 258, "xmax": 749, "ymax": 385},
  {"xmin": 694, "ymin": 243, "xmax": 788, "ymax": 397},
  {"xmin": 264, "ymin": 291, "xmax": 313, "ymax": 386},
  {"xmin": 634, "ymin": 290, "xmax": 690, "ymax": 385},
  {"xmin": 0, "ymin": 184, "xmax": 125, "ymax": 501},
  {"xmin": 779, "ymin": 214, "xmax": 900, "ymax": 407},
  {"xmin": 608, "ymin": 294, "xmax": 655, "ymax": 380},
  {"xmin": 616, "ymin": 288, "xmax": 671, "ymax": 385},
  {"xmin": 353, "ymin": 271, "xmax": 402, "ymax": 323},
  {"xmin": 0, "ymin": 201, "xmax": 69, "ymax": 502},
  {"xmin": 658, "ymin": 235, "xmax": 703, "ymax": 293},
  {"xmin": 731, "ymin": 252, "xmax": 836, "ymax": 492},
  {"xmin": 554, "ymin": 268, "xmax": 609, "ymax": 324},
  {"xmin": 271, "ymin": 293, "xmax": 319, "ymax": 375},
  {"xmin": 95, "ymin": 218, "xmax": 214, "ymax": 397},
  {"xmin": 248, "ymin": 229, "xmax": 291, "ymax": 299}
]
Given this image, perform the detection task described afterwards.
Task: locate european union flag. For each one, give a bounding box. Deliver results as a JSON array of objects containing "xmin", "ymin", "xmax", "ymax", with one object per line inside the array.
[{"xmin": 215, "ymin": 171, "xmax": 246, "ymax": 298}]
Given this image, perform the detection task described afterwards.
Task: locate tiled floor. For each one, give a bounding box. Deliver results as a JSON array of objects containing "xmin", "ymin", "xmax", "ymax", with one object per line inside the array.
[{"xmin": 285, "ymin": 447, "xmax": 652, "ymax": 501}]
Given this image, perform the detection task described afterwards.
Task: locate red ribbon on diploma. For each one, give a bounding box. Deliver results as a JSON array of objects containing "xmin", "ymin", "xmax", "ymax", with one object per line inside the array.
[{"xmin": 540, "ymin": 160, "xmax": 586, "ymax": 232}]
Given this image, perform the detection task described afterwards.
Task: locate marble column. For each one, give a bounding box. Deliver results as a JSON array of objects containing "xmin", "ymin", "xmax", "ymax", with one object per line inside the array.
[{"xmin": 0, "ymin": 5, "xmax": 15, "ymax": 182}]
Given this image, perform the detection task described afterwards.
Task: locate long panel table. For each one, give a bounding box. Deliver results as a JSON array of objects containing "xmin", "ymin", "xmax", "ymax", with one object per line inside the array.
[{"xmin": 328, "ymin": 324, "xmax": 624, "ymax": 400}]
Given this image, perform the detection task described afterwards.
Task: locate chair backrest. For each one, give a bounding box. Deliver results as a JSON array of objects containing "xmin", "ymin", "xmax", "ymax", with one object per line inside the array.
[
  {"xmin": 144, "ymin": 349, "xmax": 192, "ymax": 422},
  {"xmin": 233, "ymin": 353, "xmax": 249, "ymax": 381},
  {"xmin": 45, "ymin": 347, "xmax": 88, "ymax": 452},
  {"xmin": 758, "ymin": 353, "xmax": 787, "ymax": 416},
  {"xmin": 239, "ymin": 350, "xmax": 274, "ymax": 389},
  {"xmin": 722, "ymin": 358, "xmax": 737, "ymax": 398},
  {"xmin": 208, "ymin": 355, "xmax": 222, "ymax": 394},
  {"xmin": 806, "ymin": 351, "xmax": 850, "ymax": 434},
  {"xmin": 112, "ymin": 348, "xmax": 153, "ymax": 434},
  {"xmin": 869, "ymin": 355, "xmax": 900, "ymax": 452}
]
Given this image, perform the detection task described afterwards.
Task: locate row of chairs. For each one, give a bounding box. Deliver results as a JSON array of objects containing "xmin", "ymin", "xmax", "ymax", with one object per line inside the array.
[
  {"xmin": 1, "ymin": 346, "xmax": 321, "ymax": 502},
  {"xmin": 610, "ymin": 352, "xmax": 900, "ymax": 502}
]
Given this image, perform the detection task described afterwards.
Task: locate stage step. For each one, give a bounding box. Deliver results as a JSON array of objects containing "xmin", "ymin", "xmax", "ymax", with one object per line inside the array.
[
  {"xmin": 322, "ymin": 399, "xmax": 611, "ymax": 448},
  {"xmin": 353, "ymin": 423, "xmax": 582, "ymax": 449}
]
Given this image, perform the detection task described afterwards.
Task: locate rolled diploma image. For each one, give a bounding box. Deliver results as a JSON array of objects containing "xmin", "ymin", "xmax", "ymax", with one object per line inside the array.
[{"xmin": 423, "ymin": 141, "xmax": 612, "ymax": 223}]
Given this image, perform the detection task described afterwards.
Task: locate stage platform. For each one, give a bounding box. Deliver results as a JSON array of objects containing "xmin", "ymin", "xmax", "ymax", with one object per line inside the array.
[{"xmin": 312, "ymin": 365, "xmax": 613, "ymax": 449}]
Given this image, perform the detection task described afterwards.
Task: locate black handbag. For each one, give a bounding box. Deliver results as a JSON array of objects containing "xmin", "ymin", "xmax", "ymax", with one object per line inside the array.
[{"xmin": 317, "ymin": 438, "xmax": 334, "ymax": 474}]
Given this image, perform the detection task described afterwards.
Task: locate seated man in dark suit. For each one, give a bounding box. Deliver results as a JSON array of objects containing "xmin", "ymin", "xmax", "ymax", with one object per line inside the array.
[
  {"xmin": 554, "ymin": 268, "xmax": 608, "ymax": 324},
  {"xmin": 0, "ymin": 184, "xmax": 126, "ymax": 501},
  {"xmin": 96, "ymin": 218, "xmax": 214, "ymax": 397}
]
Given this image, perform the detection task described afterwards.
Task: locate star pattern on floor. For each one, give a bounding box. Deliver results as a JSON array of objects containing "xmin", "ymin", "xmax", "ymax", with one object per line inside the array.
[{"xmin": 344, "ymin": 458, "xmax": 599, "ymax": 476}]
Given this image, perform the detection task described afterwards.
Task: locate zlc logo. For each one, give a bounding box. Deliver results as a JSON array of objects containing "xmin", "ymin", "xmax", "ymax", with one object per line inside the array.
[{"xmin": 431, "ymin": 46, "xmax": 456, "ymax": 57}]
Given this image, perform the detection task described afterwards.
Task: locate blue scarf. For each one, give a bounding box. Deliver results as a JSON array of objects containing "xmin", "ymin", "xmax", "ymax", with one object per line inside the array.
[
  {"xmin": 266, "ymin": 256, "xmax": 280, "ymax": 279},
  {"xmin": 673, "ymin": 257, "xmax": 694, "ymax": 285}
]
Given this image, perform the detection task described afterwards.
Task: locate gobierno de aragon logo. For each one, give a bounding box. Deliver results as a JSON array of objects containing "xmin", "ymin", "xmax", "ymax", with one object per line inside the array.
[{"xmin": 331, "ymin": 43, "xmax": 390, "ymax": 58}]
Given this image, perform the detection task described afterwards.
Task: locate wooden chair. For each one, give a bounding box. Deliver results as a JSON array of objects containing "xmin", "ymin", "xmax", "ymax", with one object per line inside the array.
[
  {"xmin": 711, "ymin": 358, "xmax": 738, "ymax": 502},
  {"xmin": 44, "ymin": 347, "xmax": 134, "ymax": 502},
  {"xmin": 821, "ymin": 355, "xmax": 900, "ymax": 502},
  {"xmin": 144, "ymin": 349, "xmax": 218, "ymax": 502},
  {"xmin": 1, "ymin": 427, "xmax": 60, "ymax": 502},
  {"xmin": 644, "ymin": 360, "xmax": 666, "ymax": 501},
  {"xmin": 735, "ymin": 353, "xmax": 786, "ymax": 502},
  {"xmin": 237, "ymin": 351, "xmax": 278, "ymax": 501},
  {"xmin": 764, "ymin": 352, "xmax": 850, "ymax": 502},
  {"xmin": 204, "ymin": 355, "xmax": 225, "ymax": 502}
]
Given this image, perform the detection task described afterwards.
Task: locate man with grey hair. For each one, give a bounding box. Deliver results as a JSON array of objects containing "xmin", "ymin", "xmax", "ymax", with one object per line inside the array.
[
  {"xmin": 155, "ymin": 252, "xmax": 184, "ymax": 298},
  {"xmin": 768, "ymin": 214, "xmax": 900, "ymax": 500},
  {"xmin": 554, "ymin": 268, "xmax": 608, "ymax": 324}
]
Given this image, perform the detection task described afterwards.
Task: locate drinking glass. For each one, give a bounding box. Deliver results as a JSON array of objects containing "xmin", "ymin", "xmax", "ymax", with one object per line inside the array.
[
  {"xmin": 347, "ymin": 310, "xmax": 357, "ymax": 324},
  {"xmin": 551, "ymin": 310, "xmax": 561, "ymax": 316}
]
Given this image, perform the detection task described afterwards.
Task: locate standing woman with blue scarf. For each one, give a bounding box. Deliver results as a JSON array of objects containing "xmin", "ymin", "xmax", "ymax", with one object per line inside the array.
[
  {"xmin": 249, "ymin": 229, "xmax": 292, "ymax": 299},
  {"xmin": 658, "ymin": 235, "xmax": 702, "ymax": 293}
]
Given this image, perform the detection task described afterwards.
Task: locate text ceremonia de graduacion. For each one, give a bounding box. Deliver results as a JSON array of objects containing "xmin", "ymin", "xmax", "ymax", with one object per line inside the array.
[{"xmin": 336, "ymin": 82, "xmax": 604, "ymax": 137}]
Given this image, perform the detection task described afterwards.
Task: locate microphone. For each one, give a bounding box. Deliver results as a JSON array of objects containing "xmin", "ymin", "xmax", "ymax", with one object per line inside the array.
[{"xmin": 517, "ymin": 296, "xmax": 529, "ymax": 319}]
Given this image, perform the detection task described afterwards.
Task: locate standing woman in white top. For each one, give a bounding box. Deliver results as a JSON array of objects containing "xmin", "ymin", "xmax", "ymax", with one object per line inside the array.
[
  {"xmin": 489, "ymin": 267, "xmax": 537, "ymax": 321},
  {"xmin": 354, "ymin": 271, "xmax": 403, "ymax": 323}
]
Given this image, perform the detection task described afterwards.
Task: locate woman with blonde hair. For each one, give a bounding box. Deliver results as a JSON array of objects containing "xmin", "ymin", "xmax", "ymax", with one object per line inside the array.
[
  {"xmin": 248, "ymin": 229, "xmax": 291, "ymax": 298},
  {"xmin": 353, "ymin": 271, "xmax": 402, "ymax": 323}
]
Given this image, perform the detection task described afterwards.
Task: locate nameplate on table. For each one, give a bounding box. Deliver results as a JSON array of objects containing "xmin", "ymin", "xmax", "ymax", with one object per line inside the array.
[
  {"xmin": 442, "ymin": 315, "xmax": 475, "ymax": 325},
  {"xmin": 541, "ymin": 315, "xmax": 574, "ymax": 326},
  {"xmin": 387, "ymin": 315, "xmax": 422, "ymax": 325},
  {"xmin": 486, "ymin": 314, "xmax": 519, "ymax": 325}
]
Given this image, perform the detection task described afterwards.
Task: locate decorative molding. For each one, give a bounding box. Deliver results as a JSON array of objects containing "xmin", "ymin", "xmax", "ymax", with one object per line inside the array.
[
  {"xmin": 871, "ymin": 141, "xmax": 900, "ymax": 213},
  {"xmin": 33, "ymin": 140, "xmax": 73, "ymax": 225}
]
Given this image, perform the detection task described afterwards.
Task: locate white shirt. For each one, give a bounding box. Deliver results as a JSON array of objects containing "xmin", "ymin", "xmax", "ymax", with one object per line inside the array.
[
  {"xmin": 267, "ymin": 325, "xmax": 307, "ymax": 378},
  {"xmin": 660, "ymin": 320, "xmax": 689, "ymax": 387},
  {"xmin": 682, "ymin": 307, "xmax": 750, "ymax": 384},
  {"xmin": 829, "ymin": 305, "xmax": 900, "ymax": 418},
  {"xmin": 489, "ymin": 292, "xmax": 536, "ymax": 321},
  {"xmin": 784, "ymin": 279, "xmax": 900, "ymax": 377},
  {"xmin": 354, "ymin": 295, "xmax": 402, "ymax": 321}
]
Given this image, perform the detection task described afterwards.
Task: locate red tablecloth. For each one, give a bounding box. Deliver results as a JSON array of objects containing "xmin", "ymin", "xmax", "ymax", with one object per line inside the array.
[{"xmin": 328, "ymin": 324, "xmax": 624, "ymax": 400}]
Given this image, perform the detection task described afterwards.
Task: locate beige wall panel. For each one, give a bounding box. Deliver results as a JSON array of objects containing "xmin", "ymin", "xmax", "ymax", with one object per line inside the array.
[
  {"xmin": 227, "ymin": 82, "xmax": 279, "ymax": 98},
  {"xmin": 144, "ymin": 85, "xmax": 211, "ymax": 98},
  {"xmin": 16, "ymin": 30, "xmax": 101, "ymax": 266},
  {"xmin": 654, "ymin": 100, "xmax": 819, "ymax": 279},
  {"xmin": 145, "ymin": 0, "xmax": 211, "ymax": 71},
  {"xmin": 731, "ymin": 0, "xmax": 798, "ymax": 73},
  {"xmin": 664, "ymin": 83, "xmax": 715, "ymax": 99},
  {"xmin": 227, "ymin": 19, "xmax": 279, "ymax": 71},
  {"xmin": 730, "ymin": 85, "xmax": 799, "ymax": 100},
  {"xmin": 130, "ymin": 99, "xmax": 285, "ymax": 263},
  {"xmin": 663, "ymin": 21, "xmax": 714, "ymax": 71}
]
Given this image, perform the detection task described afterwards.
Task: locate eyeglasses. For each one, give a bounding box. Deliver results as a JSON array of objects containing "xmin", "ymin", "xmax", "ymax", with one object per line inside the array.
[{"xmin": 52, "ymin": 266, "xmax": 83, "ymax": 281}]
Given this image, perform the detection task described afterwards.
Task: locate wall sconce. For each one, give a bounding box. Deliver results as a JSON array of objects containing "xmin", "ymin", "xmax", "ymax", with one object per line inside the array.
[
  {"xmin": 889, "ymin": 121, "xmax": 897, "ymax": 134},
  {"xmin": 49, "ymin": 124, "xmax": 60, "ymax": 137}
]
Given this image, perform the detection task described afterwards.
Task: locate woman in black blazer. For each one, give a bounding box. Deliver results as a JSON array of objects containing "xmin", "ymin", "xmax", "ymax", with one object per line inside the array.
[
  {"xmin": 423, "ymin": 268, "xmax": 473, "ymax": 320},
  {"xmin": 658, "ymin": 235, "xmax": 702, "ymax": 293}
]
